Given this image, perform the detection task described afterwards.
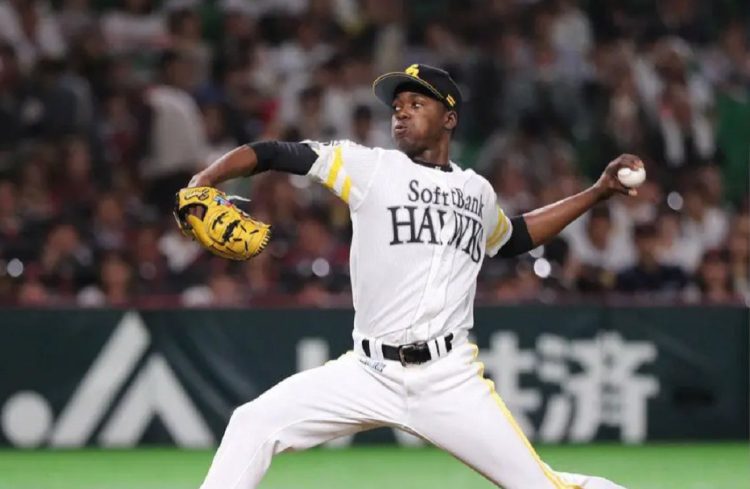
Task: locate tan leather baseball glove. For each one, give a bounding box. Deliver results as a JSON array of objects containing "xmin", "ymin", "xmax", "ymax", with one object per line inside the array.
[{"xmin": 173, "ymin": 187, "xmax": 271, "ymax": 261}]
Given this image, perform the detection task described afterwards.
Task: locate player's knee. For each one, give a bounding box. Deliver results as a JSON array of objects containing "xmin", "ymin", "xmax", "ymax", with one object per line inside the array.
[
  {"xmin": 228, "ymin": 401, "xmax": 271, "ymax": 433},
  {"xmin": 227, "ymin": 400, "xmax": 298, "ymax": 456}
]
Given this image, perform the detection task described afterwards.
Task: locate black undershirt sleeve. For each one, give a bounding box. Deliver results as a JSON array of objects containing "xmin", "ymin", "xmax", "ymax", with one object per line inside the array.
[
  {"xmin": 497, "ymin": 216, "xmax": 534, "ymax": 258},
  {"xmin": 247, "ymin": 141, "xmax": 318, "ymax": 175}
]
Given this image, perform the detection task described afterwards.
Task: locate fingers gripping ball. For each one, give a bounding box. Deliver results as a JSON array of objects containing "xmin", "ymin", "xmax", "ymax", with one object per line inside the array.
[
  {"xmin": 617, "ymin": 166, "xmax": 646, "ymax": 188},
  {"xmin": 174, "ymin": 187, "xmax": 271, "ymax": 260}
]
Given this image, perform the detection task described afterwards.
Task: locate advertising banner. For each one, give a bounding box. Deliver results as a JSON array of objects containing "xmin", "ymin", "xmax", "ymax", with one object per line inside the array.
[{"xmin": 0, "ymin": 307, "xmax": 747, "ymax": 448}]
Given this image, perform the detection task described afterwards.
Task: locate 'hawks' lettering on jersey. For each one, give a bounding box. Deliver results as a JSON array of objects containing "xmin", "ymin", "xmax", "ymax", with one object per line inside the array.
[
  {"xmin": 387, "ymin": 179, "xmax": 487, "ymax": 263},
  {"xmin": 305, "ymin": 140, "xmax": 512, "ymax": 345}
]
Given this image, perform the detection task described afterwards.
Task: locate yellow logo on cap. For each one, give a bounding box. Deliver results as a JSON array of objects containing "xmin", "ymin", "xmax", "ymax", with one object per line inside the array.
[
  {"xmin": 446, "ymin": 95, "xmax": 456, "ymax": 107},
  {"xmin": 405, "ymin": 64, "xmax": 420, "ymax": 77}
]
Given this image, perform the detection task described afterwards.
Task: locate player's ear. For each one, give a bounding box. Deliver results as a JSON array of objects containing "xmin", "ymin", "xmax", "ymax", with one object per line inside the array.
[{"xmin": 443, "ymin": 110, "xmax": 458, "ymax": 132}]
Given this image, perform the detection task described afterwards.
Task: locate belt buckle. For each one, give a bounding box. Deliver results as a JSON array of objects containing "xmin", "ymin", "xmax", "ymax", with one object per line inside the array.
[{"xmin": 398, "ymin": 341, "xmax": 427, "ymax": 366}]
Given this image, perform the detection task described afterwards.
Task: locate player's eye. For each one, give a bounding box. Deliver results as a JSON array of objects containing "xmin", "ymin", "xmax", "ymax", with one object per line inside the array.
[{"xmin": 412, "ymin": 102, "xmax": 422, "ymax": 109}]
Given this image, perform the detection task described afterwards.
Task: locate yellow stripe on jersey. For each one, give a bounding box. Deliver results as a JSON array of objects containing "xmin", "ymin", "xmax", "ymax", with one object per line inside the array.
[
  {"xmin": 322, "ymin": 146, "xmax": 353, "ymax": 204},
  {"xmin": 486, "ymin": 207, "xmax": 506, "ymax": 246},
  {"xmin": 341, "ymin": 176, "xmax": 352, "ymax": 204},
  {"xmin": 487, "ymin": 207, "xmax": 509, "ymax": 249},
  {"xmin": 325, "ymin": 146, "xmax": 344, "ymax": 189},
  {"xmin": 495, "ymin": 217, "xmax": 509, "ymax": 247},
  {"xmin": 469, "ymin": 344, "xmax": 580, "ymax": 489}
]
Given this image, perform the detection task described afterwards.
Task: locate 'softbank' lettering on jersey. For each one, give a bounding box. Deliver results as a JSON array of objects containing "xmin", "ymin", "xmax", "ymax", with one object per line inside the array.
[{"xmin": 388, "ymin": 179, "xmax": 485, "ymax": 263}]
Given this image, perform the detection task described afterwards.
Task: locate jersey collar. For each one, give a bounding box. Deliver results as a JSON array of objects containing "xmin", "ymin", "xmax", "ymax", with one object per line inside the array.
[{"xmin": 411, "ymin": 158, "xmax": 454, "ymax": 172}]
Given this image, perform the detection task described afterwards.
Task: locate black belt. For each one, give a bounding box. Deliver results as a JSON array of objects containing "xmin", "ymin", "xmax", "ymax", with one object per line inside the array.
[{"xmin": 362, "ymin": 334, "xmax": 454, "ymax": 366}]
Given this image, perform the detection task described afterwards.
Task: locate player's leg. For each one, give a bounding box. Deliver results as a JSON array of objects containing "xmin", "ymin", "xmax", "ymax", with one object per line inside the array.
[
  {"xmin": 409, "ymin": 343, "xmax": 625, "ymax": 489},
  {"xmin": 200, "ymin": 352, "xmax": 401, "ymax": 489}
]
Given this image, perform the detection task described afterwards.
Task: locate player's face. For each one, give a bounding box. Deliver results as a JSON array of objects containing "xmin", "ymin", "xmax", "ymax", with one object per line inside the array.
[{"xmin": 391, "ymin": 91, "xmax": 450, "ymax": 157}]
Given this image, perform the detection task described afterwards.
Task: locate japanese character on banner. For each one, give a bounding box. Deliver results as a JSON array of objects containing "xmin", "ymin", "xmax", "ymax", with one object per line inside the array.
[{"xmin": 479, "ymin": 331, "xmax": 659, "ymax": 443}]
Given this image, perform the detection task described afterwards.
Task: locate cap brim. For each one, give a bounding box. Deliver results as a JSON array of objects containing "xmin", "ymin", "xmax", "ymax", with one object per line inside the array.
[{"xmin": 372, "ymin": 72, "xmax": 445, "ymax": 107}]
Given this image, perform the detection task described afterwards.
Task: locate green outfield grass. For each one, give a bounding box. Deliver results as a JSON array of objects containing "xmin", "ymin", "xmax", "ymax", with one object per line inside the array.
[{"xmin": 0, "ymin": 444, "xmax": 747, "ymax": 489}]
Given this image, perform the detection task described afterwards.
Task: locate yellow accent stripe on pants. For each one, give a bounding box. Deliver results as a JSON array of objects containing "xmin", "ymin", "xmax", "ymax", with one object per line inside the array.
[{"xmin": 470, "ymin": 344, "xmax": 580, "ymax": 489}]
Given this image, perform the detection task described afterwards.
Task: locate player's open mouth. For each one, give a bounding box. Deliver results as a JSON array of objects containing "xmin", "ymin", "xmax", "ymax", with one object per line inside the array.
[{"xmin": 394, "ymin": 125, "xmax": 408, "ymax": 137}]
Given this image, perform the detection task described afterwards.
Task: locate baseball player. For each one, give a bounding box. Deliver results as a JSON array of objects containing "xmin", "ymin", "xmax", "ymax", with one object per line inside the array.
[{"xmin": 186, "ymin": 64, "xmax": 639, "ymax": 488}]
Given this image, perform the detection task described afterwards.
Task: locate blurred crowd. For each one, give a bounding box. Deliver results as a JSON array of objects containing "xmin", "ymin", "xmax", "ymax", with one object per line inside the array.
[{"xmin": 0, "ymin": 0, "xmax": 748, "ymax": 307}]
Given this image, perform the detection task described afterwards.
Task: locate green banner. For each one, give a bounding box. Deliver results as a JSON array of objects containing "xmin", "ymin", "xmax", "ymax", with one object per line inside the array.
[{"xmin": 0, "ymin": 307, "xmax": 747, "ymax": 447}]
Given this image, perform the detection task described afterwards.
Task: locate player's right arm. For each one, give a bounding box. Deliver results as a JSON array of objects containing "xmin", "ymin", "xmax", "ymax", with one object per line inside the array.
[{"xmin": 486, "ymin": 154, "xmax": 643, "ymax": 259}]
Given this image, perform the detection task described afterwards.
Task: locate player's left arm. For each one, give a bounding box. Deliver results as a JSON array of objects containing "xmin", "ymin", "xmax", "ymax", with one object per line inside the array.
[
  {"xmin": 189, "ymin": 140, "xmax": 379, "ymax": 210},
  {"xmin": 493, "ymin": 154, "xmax": 643, "ymax": 257},
  {"xmin": 188, "ymin": 141, "xmax": 318, "ymax": 188}
]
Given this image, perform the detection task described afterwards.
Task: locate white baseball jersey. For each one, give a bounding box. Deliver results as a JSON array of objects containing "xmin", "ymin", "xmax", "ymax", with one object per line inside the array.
[{"xmin": 305, "ymin": 140, "xmax": 513, "ymax": 345}]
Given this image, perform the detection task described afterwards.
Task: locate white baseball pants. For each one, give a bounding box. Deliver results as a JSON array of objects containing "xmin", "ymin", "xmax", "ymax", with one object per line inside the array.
[{"xmin": 200, "ymin": 342, "xmax": 626, "ymax": 489}]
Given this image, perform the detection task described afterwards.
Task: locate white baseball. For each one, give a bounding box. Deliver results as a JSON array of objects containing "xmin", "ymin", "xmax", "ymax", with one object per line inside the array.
[{"xmin": 617, "ymin": 166, "xmax": 646, "ymax": 188}]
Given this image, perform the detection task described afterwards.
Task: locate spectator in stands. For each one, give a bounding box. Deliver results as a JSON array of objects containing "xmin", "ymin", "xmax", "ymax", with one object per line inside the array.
[
  {"xmin": 0, "ymin": 42, "xmax": 35, "ymax": 147},
  {"xmin": 91, "ymin": 194, "xmax": 129, "ymax": 252},
  {"xmin": 599, "ymin": 69, "xmax": 650, "ymax": 166},
  {"xmin": 406, "ymin": 19, "xmax": 464, "ymax": 69},
  {"xmin": 681, "ymin": 179, "xmax": 729, "ymax": 252},
  {"xmin": 295, "ymin": 276, "xmax": 336, "ymax": 307},
  {"xmin": 651, "ymin": 0, "xmax": 710, "ymax": 45},
  {"xmin": 16, "ymin": 279, "xmax": 51, "ymax": 305},
  {"xmin": 254, "ymin": 175, "xmax": 304, "ymax": 246},
  {"xmin": 652, "ymin": 81, "xmax": 715, "ymax": 170},
  {"xmin": 289, "ymin": 85, "xmax": 336, "ymax": 141},
  {"xmin": 635, "ymin": 37, "xmax": 713, "ymax": 129},
  {"xmin": 99, "ymin": 89, "xmax": 141, "ymax": 170},
  {"xmin": 77, "ymin": 252, "xmax": 135, "ymax": 306},
  {"xmin": 29, "ymin": 57, "xmax": 92, "ymax": 138},
  {"xmin": 487, "ymin": 159, "xmax": 535, "ymax": 217},
  {"xmin": 275, "ymin": 18, "xmax": 334, "ymax": 124},
  {"xmin": 549, "ymin": 0, "xmax": 593, "ymax": 58},
  {"xmin": 566, "ymin": 205, "xmax": 635, "ymax": 273},
  {"xmin": 697, "ymin": 165, "xmax": 726, "ymax": 208},
  {"xmin": 141, "ymin": 50, "xmax": 207, "ymax": 213},
  {"xmin": 240, "ymin": 250, "xmax": 278, "ymax": 302},
  {"xmin": 101, "ymin": 0, "xmax": 167, "ymax": 54},
  {"xmin": 701, "ymin": 19, "xmax": 750, "ymax": 87},
  {"xmin": 528, "ymin": 4, "xmax": 589, "ymax": 131},
  {"xmin": 201, "ymin": 103, "xmax": 236, "ymax": 163},
  {"xmin": 57, "ymin": 0, "xmax": 95, "ymax": 43},
  {"xmin": 349, "ymin": 105, "xmax": 390, "ymax": 148},
  {"xmin": 273, "ymin": 18, "xmax": 332, "ymax": 83},
  {"xmin": 0, "ymin": 0, "xmax": 66, "ymax": 71},
  {"xmin": 181, "ymin": 271, "xmax": 243, "ymax": 307},
  {"xmin": 40, "ymin": 222, "xmax": 94, "ymax": 297},
  {"xmin": 490, "ymin": 262, "xmax": 543, "ymax": 302},
  {"xmin": 167, "ymin": 7, "xmax": 211, "ymax": 87},
  {"xmin": 690, "ymin": 248, "xmax": 739, "ymax": 303},
  {"xmin": 132, "ymin": 224, "xmax": 170, "ymax": 295},
  {"xmin": 54, "ymin": 137, "xmax": 97, "ymax": 215},
  {"xmin": 656, "ymin": 206, "xmax": 702, "ymax": 273},
  {"xmin": 616, "ymin": 222, "xmax": 688, "ymax": 298},
  {"xmin": 17, "ymin": 155, "xmax": 57, "ymax": 222}
]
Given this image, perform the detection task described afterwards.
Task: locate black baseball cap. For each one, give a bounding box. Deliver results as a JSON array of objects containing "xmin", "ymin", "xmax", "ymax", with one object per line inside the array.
[{"xmin": 373, "ymin": 63, "xmax": 462, "ymax": 114}]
